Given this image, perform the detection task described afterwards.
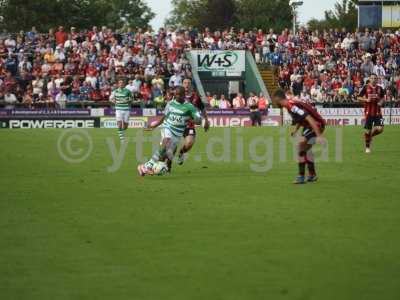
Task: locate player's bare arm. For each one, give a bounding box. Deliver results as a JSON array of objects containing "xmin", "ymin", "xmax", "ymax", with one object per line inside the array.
[
  {"xmin": 147, "ymin": 116, "xmax": 165, "ymax": 130},
  {"xmin": 291, "ymin": 123, "xmax": 301, "ymax": 137},
  {"xmin": 305, "ymin": 115, "xmax": 322, "ymax": 137},
  {"xmin": 192, "ymin": 113, "xmax": 203, "ymax": 126},
  {"xmin": 203, "ymin": 110, "xmax": 210, "ymax": 132},
  {"xmin": 357, "ymin": 95, "xmax": 370, "ymax": 103}
]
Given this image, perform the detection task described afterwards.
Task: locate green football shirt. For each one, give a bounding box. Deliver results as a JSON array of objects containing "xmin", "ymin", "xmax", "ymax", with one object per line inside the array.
[
  {"xmin": 113, "ymin": 88, "xmax": 133, "ymax": 111},
  {"xmin": 162, "ymin": 100, "xmax": 201, "ymax": 137}
]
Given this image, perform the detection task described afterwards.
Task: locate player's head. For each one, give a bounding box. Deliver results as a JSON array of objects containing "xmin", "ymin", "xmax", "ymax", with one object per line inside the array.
[
  {"xmin": 285, "ymin": 90, "xmax": 294, "ymax": 98},
  {"xmin": 118, "ymin": 79, "xmax": 125, "ymax": 89},
  {"xmin": 370, "ymin": 74, "xmax": 378, "ymax": 86},
  {"xmin": 175, "ymin": 86, "xmax": 185, "ymax": 103},
  {"xmin": 183, "ymin": 78, "xmax": 192, "ymax": 91},
  {"xmin": 272, "ymin": 89, "xmax": 287, "ymax": 107}
]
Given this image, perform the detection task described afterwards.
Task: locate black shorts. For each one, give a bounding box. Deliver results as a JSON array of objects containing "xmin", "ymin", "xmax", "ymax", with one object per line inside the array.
[
  {"xmin": 364, "ymin": 116, "xmax": 384, "ymax": 130},
  {"xmin": 183, "ymin": 127, "xmax": 196, "ymax": 138},
  {"xmin": 302, "ymin": 125, "xmax": 325, "ymax": 144},
  {"xmin": 250, "ymin": 111, "xmax": 262, "ymax": 124}
]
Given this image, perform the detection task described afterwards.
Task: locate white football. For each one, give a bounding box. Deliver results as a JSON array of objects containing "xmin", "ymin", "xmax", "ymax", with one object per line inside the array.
[{"xmin": 152, "ymin": 161, "xmax": 169, "ymax": 176}]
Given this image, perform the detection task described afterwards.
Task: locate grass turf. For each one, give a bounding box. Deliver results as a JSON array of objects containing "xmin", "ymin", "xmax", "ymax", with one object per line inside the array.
[{"xmin": 0, "ymin": 126, "xmax": 399, "ymax": 300}]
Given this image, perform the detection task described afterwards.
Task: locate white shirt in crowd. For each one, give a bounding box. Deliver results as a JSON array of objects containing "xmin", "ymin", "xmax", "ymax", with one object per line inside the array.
[
  {"xmin": 232, "ymin": 96, "xmax": 245, "ymax": 109},
  {"xmin": 126, "ymin": 79, "xmax": 142, "ymax": 93},
  {"xmin": 47, "ymin": 78, "xmax": 64, "ymax": 90},
  {"xmin": 54, "ymin": 49, "xmax": 66, "ymax": 61},
  {"xmin": 125, "ymin": 82, "xmax": 136, "ymax": 93},
  {"xmin": 47, "ymin": 81, "xmax": 56, "ymax": 91},
  {"xmin": 18, "ymin": 60, "xmax": 32, "ymax": 72},
  {"xmin": 122, "ymin": 49, "xmax": 132, "ymax": 63},
  {"xmin": 219, "ymin": 99, "xmax": 231, "ymax": 109},
  {"xmin": 310, "ymin": 86, "xmax": 323, "ymax": 102},
  {"xmin": 373, "ymin": 64, "xmax": 386, "ymax": 77},
  {"xmin": 64, "ymin": 39, "xmax": 77, "ymax": 49},
  {"xmin": 133, "ymin": 54, "xmax": 145, "ymax": 65},
  {"xmin": 341, "ymin": 36, "xmax": 355, "ymax": 50},
  {"xmin": 55, "ymin": 77, "xmax": 64, "ymax": 88},
  {"xmin": 144, "ymin": 66, "xmax": 155, "ymax": 77},
  {"xmin": 169, "ymin": 73, "xmax": 183, "ymax": 88},
  {"xmin": 32, "ymin": 79, "xmax": 44, "ymax": 95},
  {"xmin": 147, "ymin": 53, "xmax": 156, "ymax": 65},
  {"xmin": 56, "ymin": 92, "xmax": 67, "ymax": 108},
  {"xmin": 5, "ymin": 38, "xmax": 16, "ymax": 51},
  {"xmin": 204, "ymin": 36, "xmax": 214, "ymax": 45},
  {"xmin": 4, "ymin": 93, "xmax": 17, "ymax": 108}
]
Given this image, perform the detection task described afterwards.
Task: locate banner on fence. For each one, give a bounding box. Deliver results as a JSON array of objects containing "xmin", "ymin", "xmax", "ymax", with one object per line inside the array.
[
  {"xmin": 283, "ymin": 107, "xmax": 400, "ymax": 126},
  {"xmin": 190, "ymin": 50, "xmax": 245, "ymax": 73}
]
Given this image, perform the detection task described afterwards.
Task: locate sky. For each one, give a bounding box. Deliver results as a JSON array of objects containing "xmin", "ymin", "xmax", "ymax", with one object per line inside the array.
[{"xmin": 146, "ymin": 0, "xmax": 338, "ymax": 29}]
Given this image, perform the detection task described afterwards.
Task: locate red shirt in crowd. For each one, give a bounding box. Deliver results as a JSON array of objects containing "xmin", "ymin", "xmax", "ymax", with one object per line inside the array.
[
  {"xmin": 314, "ymin": 38, "xmax": 325, "ymax": 51},
  {"xmin": 140, "ymin": 84, "xmax": 151, "ymax": 102},
  {"xmin": 258, "ymin": 96, "xmax": 268, "ymax": 110},
  {"xmin": 303, "ymin": 77, "xmax": 315, "ymax": 89},
  {"xmin": 352, "ymin": 74, "xmax": 363, "ymax": 88},
  {"xmin": 256, "ymin": 31, "xmax": 264, "ymax": 45},
  {"xmin": 86, "ymin": 66, "xmax": 98, "ymax": 77},
  {"xmin": 332, "ymin": 81, "xmax": 342, "ymax": 90},
  {"xmin": 55, "ymin": 30, "xmax": 68, "ymax": 46}
]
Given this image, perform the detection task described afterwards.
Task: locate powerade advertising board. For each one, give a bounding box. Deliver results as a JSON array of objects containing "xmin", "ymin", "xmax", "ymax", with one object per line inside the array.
[{"xmin": 3, "ymin": 118, "xmax": 99, "ymax": 129}]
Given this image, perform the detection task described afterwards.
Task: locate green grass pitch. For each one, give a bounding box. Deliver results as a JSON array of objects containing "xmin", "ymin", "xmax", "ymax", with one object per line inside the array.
[{"xmin": 0, "ymin": 126, "xmax": 399, "ymax": 300}]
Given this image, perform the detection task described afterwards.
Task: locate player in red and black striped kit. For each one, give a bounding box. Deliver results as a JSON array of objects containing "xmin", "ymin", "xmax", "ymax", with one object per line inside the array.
[
  {"xmin": 357, "ymin": 74, "xmax": 385, "ymax": 153},
  {"xmin": 273, "ymin": 90, "xmax": 326, "ymax": 184},
  {"xmin": 176, "ymin": 79, "xmax": 210, "ymax": 165}
]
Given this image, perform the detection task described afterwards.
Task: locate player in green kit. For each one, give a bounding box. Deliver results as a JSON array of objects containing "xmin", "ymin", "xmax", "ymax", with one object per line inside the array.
[
  {"xmin": 110, "ymin": 79, "xmax": 133, "ymax": 141},
  {"xmin": 138, "ymin": 87, "xmax": 202, "ymax": 176}
]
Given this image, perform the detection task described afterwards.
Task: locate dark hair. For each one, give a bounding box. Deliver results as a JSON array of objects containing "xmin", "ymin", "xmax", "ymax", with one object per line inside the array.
[
  {"xmin": 273, "ymin": 89, "xmax": 286, "ymax": 100},
  {"xmin": 175, "ymin": 86, "xmax": 185, "ymax": 103}
]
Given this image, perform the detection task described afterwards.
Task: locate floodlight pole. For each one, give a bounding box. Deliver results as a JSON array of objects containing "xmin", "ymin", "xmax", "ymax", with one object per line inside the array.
[
  {"xmin": 291, "ymin": 2, "xmax": 303, "ymax": 35},
  {"xmin": 293, "ymin": 10, "xmax": 296, "ymax": 35}
]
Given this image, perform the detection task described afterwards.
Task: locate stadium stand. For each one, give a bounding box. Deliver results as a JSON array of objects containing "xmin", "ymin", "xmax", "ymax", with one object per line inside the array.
[{"xmin": 0, "ymin": 26, "xmax": 399, "ymax": 110}]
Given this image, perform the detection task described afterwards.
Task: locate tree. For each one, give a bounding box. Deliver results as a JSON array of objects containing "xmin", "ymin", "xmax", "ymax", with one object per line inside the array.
[
  {"xmin": 166, "ymin": 0, "xmax": 236, "ymax": 30},
  {"xmin": 0, "ymin": 0, "xmax": 154, "ymax": 32},
  {"xmin": 204, "ymin": 0, "xmax": 236, "ymax": 30},
  {"xmin": 307, "ymin": 0, "xmax": 357, "ymax": 31},
  {"xmin": 167, "ymin": 0, "xmax": 292, "ymax": 31},
  {"xmin": 307, "ymin": 18, "xmax": 330, "ymax": 32},
  {"xmin": 105, "ymin": 0, "xmax": 155, "ymax": 29},
  {"xmin": 235, "ymin": 0, "xmax": 292, "ymax": 31},
  {"xmin": 166, "ymin": 0, "xmax": 206, "ymax": 28}
]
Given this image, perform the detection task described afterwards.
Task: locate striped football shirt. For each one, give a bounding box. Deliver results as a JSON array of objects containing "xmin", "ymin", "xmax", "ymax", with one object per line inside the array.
[
  {"xmin": 112, "ymin": 88, "xmax": 133, "ymax": 111},
  {"xmin": 162, "ymin": 100, "xmax": 201, "ymax": 137}
]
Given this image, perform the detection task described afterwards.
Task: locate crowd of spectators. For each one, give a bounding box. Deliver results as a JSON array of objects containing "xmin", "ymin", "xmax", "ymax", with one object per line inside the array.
[
  {"xmin": 206, "ymin": 92, "xmax": 269, "ymax": 111},
  {"xmin": 1, "ymin": 25, "xmax": 400, "ymax": 110},
  {"xmin": 0, "ymin": 25, "xmax": 194, "ymax": 109},
  {"xmin": 256, "ymin": 27, "xmax": 400, "ymax": 106}
]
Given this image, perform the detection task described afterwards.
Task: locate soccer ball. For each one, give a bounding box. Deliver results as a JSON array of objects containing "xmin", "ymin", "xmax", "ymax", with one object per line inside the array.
[{"xmin": 152, "ymin": 161, "xmax": 169, "ymax": 176}]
